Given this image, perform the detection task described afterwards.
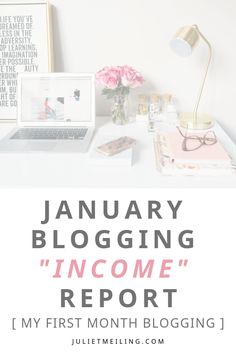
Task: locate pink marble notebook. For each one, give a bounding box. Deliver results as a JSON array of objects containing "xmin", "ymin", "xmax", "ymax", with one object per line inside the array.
[{"xmin": 161, "ymin": 130, "xmax": 231, "ymax": 164}]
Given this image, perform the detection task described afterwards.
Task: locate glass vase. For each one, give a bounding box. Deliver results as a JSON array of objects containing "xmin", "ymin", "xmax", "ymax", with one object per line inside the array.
[{"xmin": 111, "ymin": 94, "xmax": 129, "ymax": 125}]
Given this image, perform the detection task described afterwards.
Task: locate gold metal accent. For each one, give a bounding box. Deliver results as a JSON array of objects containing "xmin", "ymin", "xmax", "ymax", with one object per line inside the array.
[
  {"xmin": 150, "ymin": 93, "xmax": 160, "ymax": 103},
  {"xmin": 46, "ymin": 1, "xmax": 54, "ymax": 72},
  {"xmin": 179, "ymin": 112, "xmax": 214, "ymax": 130},
  {"xmin": 174, "ymin": 25, "xmax": 199, "ymax": 50},
  {"xmin": 162, "ymin": 93, "xmax": 172, "ymax": 102},
  {"xmin": 191, "ymin": 25, "xmax": 214, "ymax": 129},
  {"xmin": 172, "ymin": 25, "xmax": 215, "ymax": 130}
]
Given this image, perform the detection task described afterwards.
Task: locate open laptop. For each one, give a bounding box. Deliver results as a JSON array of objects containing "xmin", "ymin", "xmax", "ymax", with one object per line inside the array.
[{"xmin": 0, "ymin": 73, "xmax": 95, "ymax": 152}]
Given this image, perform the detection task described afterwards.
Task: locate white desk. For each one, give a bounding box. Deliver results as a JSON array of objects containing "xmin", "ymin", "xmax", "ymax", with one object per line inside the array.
[{"xmin": 0, "ymin": 116, "xmax": 236, "ymax": 188}]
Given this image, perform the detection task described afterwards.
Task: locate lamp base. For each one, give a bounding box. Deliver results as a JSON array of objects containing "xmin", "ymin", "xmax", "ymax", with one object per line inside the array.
[{"xmin": 179, "ymin": 112, "xmax": 215, "ymax": 130}]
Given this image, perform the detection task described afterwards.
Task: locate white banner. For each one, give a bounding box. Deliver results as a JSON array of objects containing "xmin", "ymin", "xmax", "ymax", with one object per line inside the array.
[{"xmin": 0, "ymin": 188, "xmax": 235, "ymax": 354}]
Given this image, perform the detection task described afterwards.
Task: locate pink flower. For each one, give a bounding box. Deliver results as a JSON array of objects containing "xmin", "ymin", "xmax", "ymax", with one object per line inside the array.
[
  {"xmin": 96, "ymin": 66, "xmax": 122, "ymax": 89},
  {"xmin": 96, "ymin": 65, "xmax": 144, "ymax": 96},
  {"xmin": 121, "ymin": 65, "xmax": 144, "ymax": 88}
]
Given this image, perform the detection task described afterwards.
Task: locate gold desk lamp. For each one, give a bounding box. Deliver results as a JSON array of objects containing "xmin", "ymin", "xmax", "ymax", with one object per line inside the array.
[{"xmin": 170, "ymin": 25, "xmax": 214, "ymax": 130}]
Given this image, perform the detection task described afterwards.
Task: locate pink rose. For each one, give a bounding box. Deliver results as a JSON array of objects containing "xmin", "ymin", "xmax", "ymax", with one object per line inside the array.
[
  {"xmin": 96, "ymin": 65, "xmax": 144, "ymax": 93},
  {"xmin": 121, "ymin": 65, "xmax": 144, "ymax": 88},
  {"xmin": 96, "ymin": 66, "xmax": 122, "ymax": 89}
]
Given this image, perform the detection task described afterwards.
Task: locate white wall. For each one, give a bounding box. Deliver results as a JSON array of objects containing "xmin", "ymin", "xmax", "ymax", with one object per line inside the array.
[{"xmin": 52, "ymin": 0, "xmax": 236, "ymax": 141}]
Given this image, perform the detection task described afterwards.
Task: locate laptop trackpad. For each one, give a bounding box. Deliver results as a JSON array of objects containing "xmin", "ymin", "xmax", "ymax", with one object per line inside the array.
[{"xmin": 26, "ymin": 141, "xmax": 57, "ymax": 151}]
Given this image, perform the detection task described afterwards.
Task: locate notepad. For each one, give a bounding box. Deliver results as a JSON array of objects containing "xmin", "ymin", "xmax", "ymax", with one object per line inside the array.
[
  {"xmin": 160, "ymin": 130, "xmax": 231, "ymax": 166},
  {"xmin": 153, "ymin": 129, "xmax": 235, "ymax": 176}
]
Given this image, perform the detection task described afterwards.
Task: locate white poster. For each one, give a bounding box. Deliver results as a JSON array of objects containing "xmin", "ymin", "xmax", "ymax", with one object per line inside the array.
[{"xmin": 0, "ymin": 2, "xmax": 51, "ymax": 120}]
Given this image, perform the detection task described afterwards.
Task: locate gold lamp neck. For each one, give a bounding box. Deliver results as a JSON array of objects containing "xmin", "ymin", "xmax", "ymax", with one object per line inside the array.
[{"xmin": 191, "ymin": 26, "xmax": 212, "ymax": 127}]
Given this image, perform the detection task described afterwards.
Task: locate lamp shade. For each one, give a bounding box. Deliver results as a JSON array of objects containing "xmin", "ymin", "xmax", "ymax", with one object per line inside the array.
[{"xmin": 170, "ymin": 26, "xmax": 199, "ymax": 57}]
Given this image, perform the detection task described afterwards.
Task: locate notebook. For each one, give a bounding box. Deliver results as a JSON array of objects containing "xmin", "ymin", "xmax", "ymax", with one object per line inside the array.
[
  {"xmin": 159, "ymin": 130, "xmax": 232, "ymax": 166},
  {"xmin": 154, "ymin": 130, "xmax": 235, "ymax": 176}
]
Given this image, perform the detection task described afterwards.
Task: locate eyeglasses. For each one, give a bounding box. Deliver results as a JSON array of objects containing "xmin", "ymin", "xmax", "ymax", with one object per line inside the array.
[{"xmin": 177, "ymin": 126, "xmax": 217, "ymax": 151}]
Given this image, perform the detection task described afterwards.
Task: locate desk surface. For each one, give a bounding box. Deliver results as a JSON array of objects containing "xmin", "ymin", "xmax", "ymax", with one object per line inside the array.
[{"xmin": 0, "ymin": 117, "xmax": 236, "ymax": 188}]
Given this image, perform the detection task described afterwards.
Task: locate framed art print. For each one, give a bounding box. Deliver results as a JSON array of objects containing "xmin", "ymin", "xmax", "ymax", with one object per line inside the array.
[{"xmin": 0, "ymin": 1, "xmax": 53, "ymax": 122}]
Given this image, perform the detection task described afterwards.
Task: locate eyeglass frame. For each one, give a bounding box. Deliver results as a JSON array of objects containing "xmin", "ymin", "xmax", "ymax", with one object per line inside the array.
[{"xmin": 177, "ymin": 126, "xmax": 217, "ymax": 151}]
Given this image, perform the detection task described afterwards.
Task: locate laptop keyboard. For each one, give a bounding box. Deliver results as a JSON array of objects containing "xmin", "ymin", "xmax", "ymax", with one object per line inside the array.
[{"xmin": 11, "ymin": 128, "xmax": 88, "ymax": 140}]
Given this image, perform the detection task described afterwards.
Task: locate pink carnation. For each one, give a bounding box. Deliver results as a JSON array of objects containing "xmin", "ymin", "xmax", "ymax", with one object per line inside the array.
[{"xmin": 121, "ymin": 65, "xmax": 144, "ymax": 88}]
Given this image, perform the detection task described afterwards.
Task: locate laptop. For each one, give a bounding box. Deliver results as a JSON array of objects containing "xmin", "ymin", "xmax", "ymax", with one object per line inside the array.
[{"xmin": 0, "ymin": 73, "xmax": 95, "ymax": 152}]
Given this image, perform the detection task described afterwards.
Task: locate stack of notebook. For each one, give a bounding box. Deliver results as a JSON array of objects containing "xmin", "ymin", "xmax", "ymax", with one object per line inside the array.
[{"xmin": 154, "ymin": 130, "xmax": 235, "ymax": 176}]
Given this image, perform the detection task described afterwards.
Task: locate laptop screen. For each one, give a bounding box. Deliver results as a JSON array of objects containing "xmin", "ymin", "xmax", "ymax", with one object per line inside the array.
[{"xmin": 18, "ymin": 74, "xmax": 95, "ymax": 126}]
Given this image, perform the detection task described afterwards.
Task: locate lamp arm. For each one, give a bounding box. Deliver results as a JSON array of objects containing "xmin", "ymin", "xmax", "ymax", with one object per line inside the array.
[{"xmin": 193, "ymin": 26, "xmax": 212, "ymax": 126}]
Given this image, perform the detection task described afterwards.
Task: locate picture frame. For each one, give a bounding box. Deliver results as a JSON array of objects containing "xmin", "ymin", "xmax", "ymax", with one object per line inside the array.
[
  {"xmin": 0, "ymin": 1, "xmax": 53, "ymax": 123},
  {"xmin": 18, "ymin": 72, "xmax": 95, "ymax": 126}
]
